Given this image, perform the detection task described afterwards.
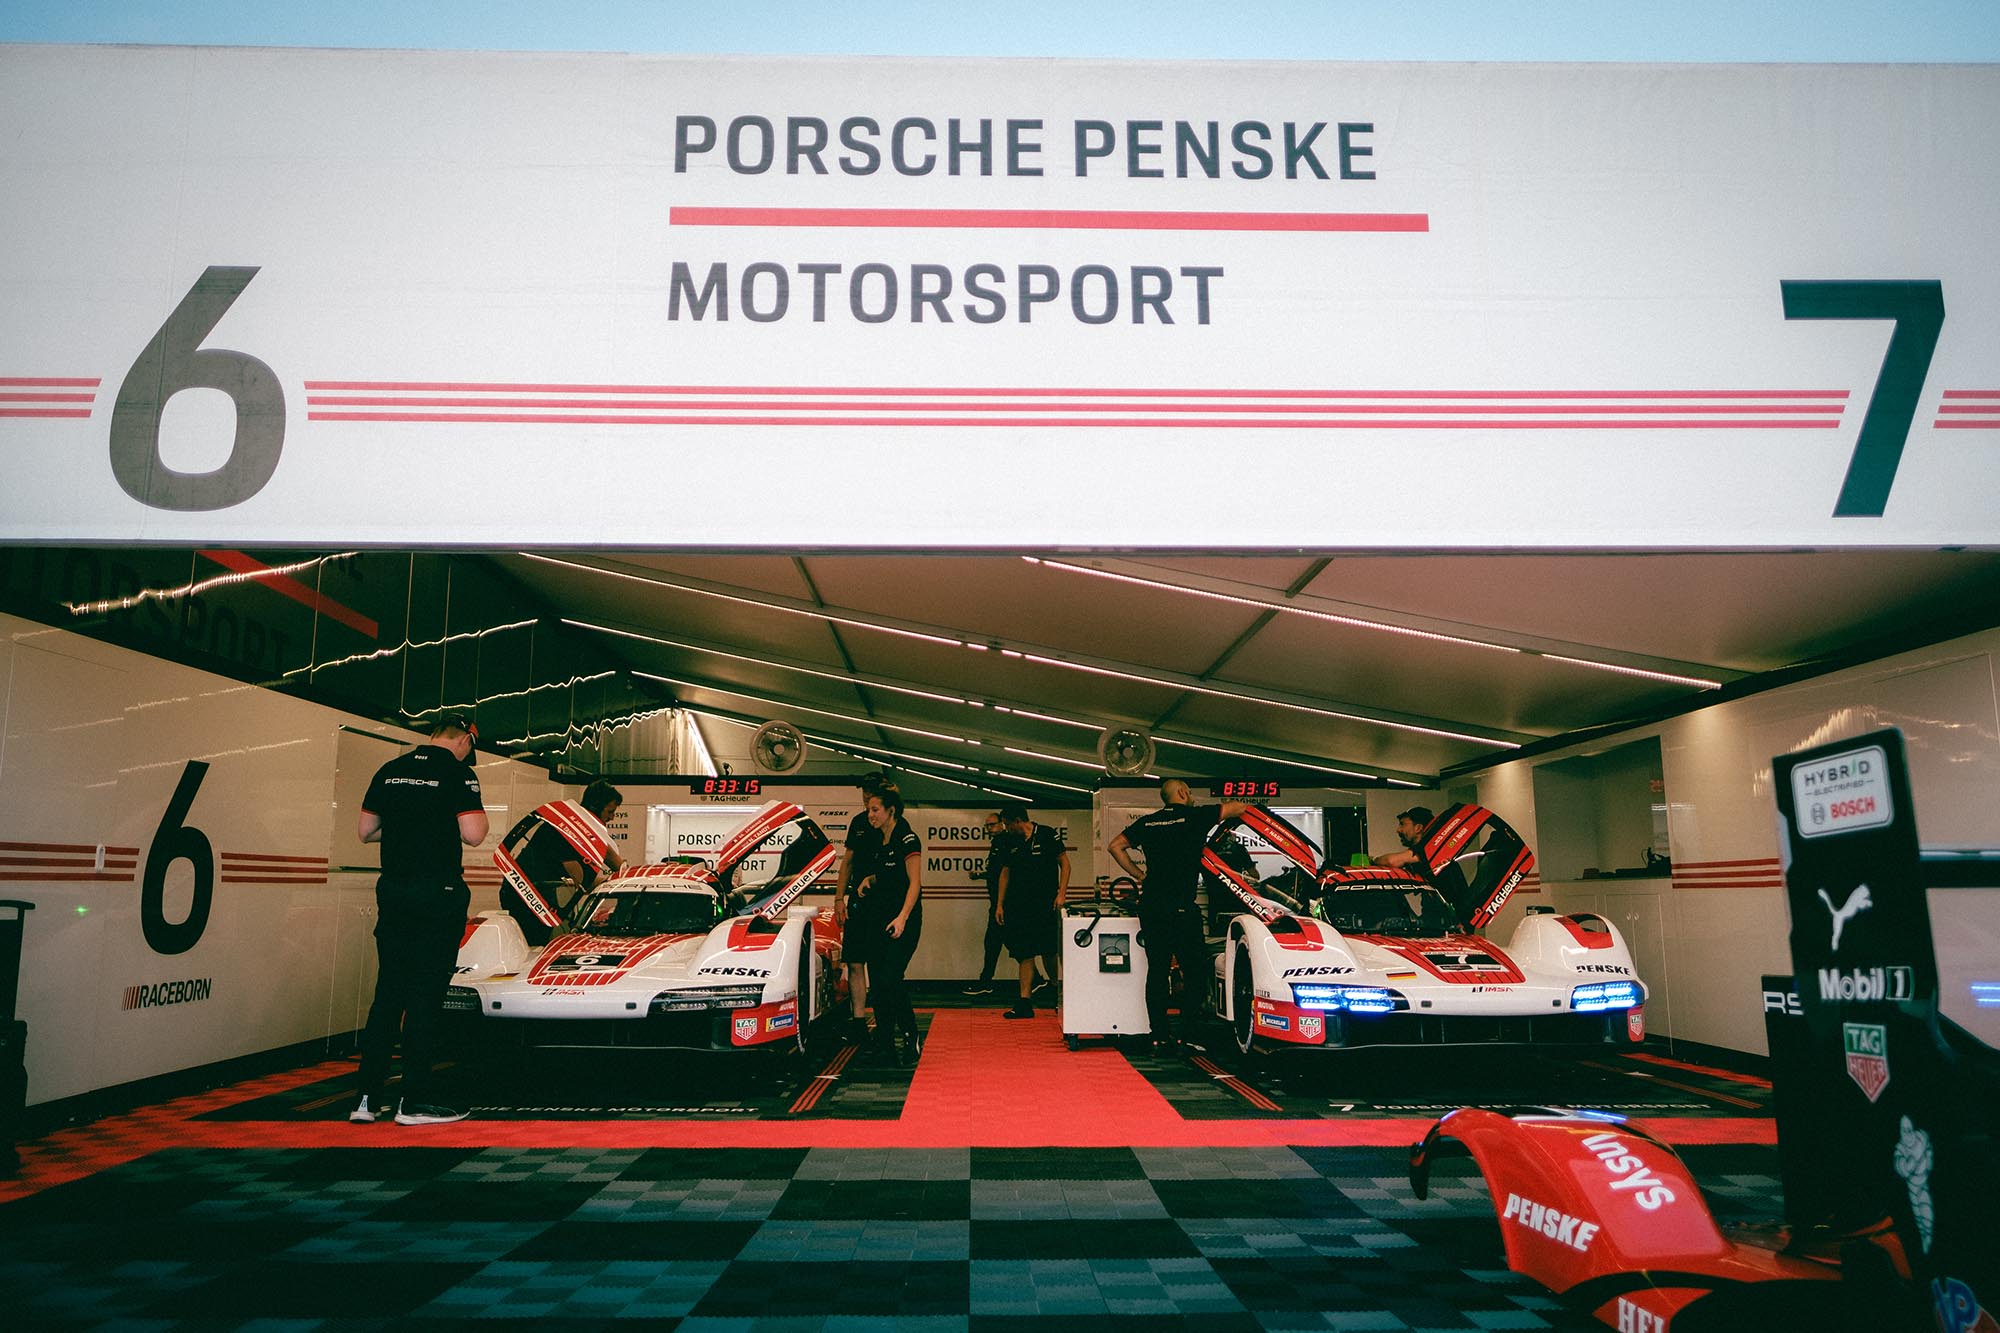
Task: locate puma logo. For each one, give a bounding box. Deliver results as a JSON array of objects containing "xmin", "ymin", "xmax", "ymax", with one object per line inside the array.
[{"xmin": 1819, "ymin": 884, "xmax": 1872, "ymax": 952}]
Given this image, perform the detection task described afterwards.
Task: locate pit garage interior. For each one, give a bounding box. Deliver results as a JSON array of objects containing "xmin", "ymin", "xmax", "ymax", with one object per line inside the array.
[
  {"xmin": 1, "ymin": 544, "xmax": 1997, "ymax": 1330},
  {"xmin": 4, "ymin": 39, "xmax": 2000, "ymax": 1333}
]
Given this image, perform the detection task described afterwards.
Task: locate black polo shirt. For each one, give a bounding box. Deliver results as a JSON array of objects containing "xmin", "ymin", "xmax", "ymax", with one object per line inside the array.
[
  {"xmin": 1120, "ymin": 803, "xmax": 1226, "ymax": 909},
  {"xmin": 850, "ymin": 818, "xmax": 923, "ymax": 913},
  {"xmin": 362, "ymin": 744, "xmax": 483, "ymax": 884},
  {"xmin": 997, "ymin": 823, "xmax": 1065, "ymax": 904}
]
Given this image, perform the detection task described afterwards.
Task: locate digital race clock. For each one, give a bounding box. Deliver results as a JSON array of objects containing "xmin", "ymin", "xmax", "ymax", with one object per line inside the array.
[
  {"xmin": 695, "ymin": 777, "xmax": 762, "ymax": 796},
  {"xmin": 1210, "ymin": 780, "xmax": 1282, "ymax": 799}
]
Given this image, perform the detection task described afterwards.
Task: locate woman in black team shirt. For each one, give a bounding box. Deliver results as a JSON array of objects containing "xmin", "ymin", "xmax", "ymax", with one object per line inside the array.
[{"xmin": 843, "ymin": 786, "xmax": 926, "ymax": 1062}]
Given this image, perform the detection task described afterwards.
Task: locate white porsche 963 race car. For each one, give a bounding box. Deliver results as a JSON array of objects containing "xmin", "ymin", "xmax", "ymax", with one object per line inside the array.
[
  {"xmin": 1208, "ymin": 805, "xmax": 1647, "ymax": 1055},
  {"xmin": 447, "ymin": 800, "xmax": 845, "ymax": 1052}
]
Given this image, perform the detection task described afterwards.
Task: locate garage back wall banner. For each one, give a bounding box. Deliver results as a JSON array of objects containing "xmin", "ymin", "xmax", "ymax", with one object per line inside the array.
[{"xmin": 2, "ymin": 47, "xmax": 1998, "ymax": 548}]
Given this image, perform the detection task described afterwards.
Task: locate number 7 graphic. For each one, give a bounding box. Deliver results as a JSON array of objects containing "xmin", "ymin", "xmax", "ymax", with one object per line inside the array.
[{"xmin": 1781, "ymin": 280, "xmax": 1944, "ymax": 518}]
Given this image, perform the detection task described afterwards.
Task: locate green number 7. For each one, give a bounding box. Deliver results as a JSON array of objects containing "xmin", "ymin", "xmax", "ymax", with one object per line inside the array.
[{"xmin": 1781, "ymin": 279, "xmax": 1944, "ymax": 518}]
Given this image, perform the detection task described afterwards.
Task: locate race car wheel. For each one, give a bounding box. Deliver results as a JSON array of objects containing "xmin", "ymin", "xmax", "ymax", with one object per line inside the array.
[{"xmin": 1231, "ymin": 944, "xmax": 1257, "ymax": 1057}]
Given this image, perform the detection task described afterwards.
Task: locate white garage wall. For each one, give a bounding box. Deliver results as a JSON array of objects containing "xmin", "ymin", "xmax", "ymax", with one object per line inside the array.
[
  {"xmin": 1470, "ymin": 626, "xmax": 2000, "ymax": 1055},
  {"xmin": 0, "ymin": 611, "xmax": 565, "ymax": 1108}
]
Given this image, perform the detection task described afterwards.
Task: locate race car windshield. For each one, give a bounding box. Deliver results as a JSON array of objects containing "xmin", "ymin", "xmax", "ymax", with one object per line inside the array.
[
  {"xmin": 1317, "ymin": 886, "xmax": 1458, "ymax": 937},
  {"xmin": 567, "ymin": 890, "xmax": 720, "ymax": 937}
]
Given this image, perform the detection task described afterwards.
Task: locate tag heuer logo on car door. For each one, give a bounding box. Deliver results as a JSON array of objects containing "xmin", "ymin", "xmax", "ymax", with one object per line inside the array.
[{"xmin": 1843, "ymin": 1022, "xmax": 1890, "ymax": 1102}]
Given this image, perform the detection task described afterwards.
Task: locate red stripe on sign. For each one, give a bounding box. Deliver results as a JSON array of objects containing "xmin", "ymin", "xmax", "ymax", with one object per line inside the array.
[
  {"xmin": 0, "ymin": 408, "xmax": 92, "ymax": 418},
  {"xmin": 1935, "ymin": 419, "xmax": 2000, "ymax": 428},
  {"xmin": 1941, "ymin": 389, "xmax": 2000, "ymax": 398},
  {"xmin": 307, "ymin": 411, "xmax": 1843, "ymax": 430},
  {"xmin": 220, "ymin": 852, "xmax": 328, "ymax": 865},
  {"xmin": 670, "ymin": 206, "xmax": 1431, "ymax": 233},
  {"xmin": 195, "ymin": 550, "xmax": 378, "ymax": 640},
  {"xmin": 0, "ymin": 377, "xmax": 100, "ymax": 386},
  {"xmin": 306, "ymin": 396, "xmax": 1841, "ymax": 416},
  {"xmin": 303, "ymin": 381, "xmax": 1849, "ymax": 400},
  {"xmin": 0, "ymin": 392, "xmax": 94, "ymax": 403},
  {"xmin": 0, "ymin": 855, "xmax": 135, "ymax": 867}
]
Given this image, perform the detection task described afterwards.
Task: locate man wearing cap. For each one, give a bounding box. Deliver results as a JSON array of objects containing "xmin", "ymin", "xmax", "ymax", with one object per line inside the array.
[
  {"xmin": 1372, "ymin": 806, "xmax": 1435, "ymax": 869},
  {"xmin": 349, "ymin": 715, "xmax": 488, "ymax": 1126},
  {"xmin": 993, "ymin": 803, "xmax": 1067, "ymax": 1019}
]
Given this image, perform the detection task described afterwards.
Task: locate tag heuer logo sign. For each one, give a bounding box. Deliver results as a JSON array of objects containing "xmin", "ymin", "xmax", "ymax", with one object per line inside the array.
[{"xmin": 1843, "ymin": 1022, "xmax": 1890, "ymax": 1102}]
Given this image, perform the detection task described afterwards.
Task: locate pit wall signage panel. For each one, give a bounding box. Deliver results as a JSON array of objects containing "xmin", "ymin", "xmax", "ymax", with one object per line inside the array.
[
  {"xmin": 0, "ymin": 612, "xmax": 563, "ymax": 1107},
  {"xmin": 3, "ymin": 47, "xmax": 1998, "ymax": 548}
]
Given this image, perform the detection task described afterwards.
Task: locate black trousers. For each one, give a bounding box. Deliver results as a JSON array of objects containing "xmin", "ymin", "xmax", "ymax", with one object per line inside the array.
[
  {"xmin": 868, "ymin": 903, "xmax": 924, "ymax": 1035},
  {"xmin": 358, "ymin": 880, "xmax": 467, "ymax": 1106},
  {"xmin": 1140, "ymin": 903, "xmax": 1209, "ymax": 1038},
  {"xmin": 979, "ymin": 885, "xmax": 1004, "ymax": 979}
]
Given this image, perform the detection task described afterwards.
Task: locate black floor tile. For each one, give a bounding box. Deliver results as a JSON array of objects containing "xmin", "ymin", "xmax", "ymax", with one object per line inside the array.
[
  {"xmin": 972, "ymin": 1217, "xmax": 1201, "ymax": 1259},
  {"xmin": 772, "ymin": 1177, "xmax": 973, "ymax": 1220},
  {"xmin": 1152, "ymin": 1176, "xmax": 1367, "ymax": 1219},
  {"xmin": 693, "ymin": 1259, "xmax": 970, "ymax": 1317},
  {"xmin": 150, "ymin": 1259, "xmax": 485, "ymax": 1318},
  {"xmin": 620, "ymin": 1146, "xmax": 811, "ymax": 1180},
  {"xmin": 505, "ymin": 1218, "xmax": 762, "ymax": 1260},
  {"xmin": 371, "ymin": 1179, "xmax": 605, "ymax": 1222},
  {"xmin": 972, "ymin": 1146, "xmax": 1146, "ymax": 1179}
]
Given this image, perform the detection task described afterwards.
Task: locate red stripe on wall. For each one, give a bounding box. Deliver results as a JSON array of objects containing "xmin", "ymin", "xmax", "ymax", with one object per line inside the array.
[
  {"xmin": 196, "ymin": 550, "xmax": 379, "ymax": 640},
  {"xmin": 307, "ymin": 411, "xmax": 1843, "ymax": 430},
  {"xmin": 0, "ymin": 871, "xmax": 135, "ymax": 882},
  {"xmin": 0, "ymin": 842, "xmax": 138, "ymax": 855},
  {"xmin": 304, "ymin": 381, "xmax": 1848, "ymax": 400},
  {"xmin": 220, "ymin": 853, "xmax": 329, "ymax": 865},
  {"xmin": 670, "ymin": 206, "xmax": 1431, "ymax": 232},
  {"xmin": 306, "ymin": 395, "xmax": 1841, "ymax": 416}
]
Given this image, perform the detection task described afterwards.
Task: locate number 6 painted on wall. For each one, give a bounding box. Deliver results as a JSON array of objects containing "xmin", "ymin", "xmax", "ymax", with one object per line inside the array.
[
  {"xmin": 109, "ymin": 266, "xmax": 286, "ymax": 511},
  {"xmin": 1781, "ymin": 279, "xmax": 1944, "ymax": 518},
  {"xmin": 141, "ymin": 761, "xmax": 214, "ymax": 956}
]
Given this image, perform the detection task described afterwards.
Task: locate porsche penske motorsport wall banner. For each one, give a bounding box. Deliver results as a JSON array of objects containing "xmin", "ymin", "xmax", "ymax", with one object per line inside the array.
[{"xmin": 2, "ymin": 47, "xmax": 1999, "ymax": 547}]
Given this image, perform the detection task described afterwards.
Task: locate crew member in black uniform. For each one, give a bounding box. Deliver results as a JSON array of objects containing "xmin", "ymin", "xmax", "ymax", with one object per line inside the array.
[
  {"xmin": 1107, "ymin": 778, "xmax": 1249, "ymax": 1049},
  {"xmin": 349, "ymin": 714, "xmax": 488, "ymax": 1126},
  {"xmin": 842, "ymin": 784, "xmax": 926, "ymax": 1062},
  {"xmin": 962, "ymin": 812, "xmax": 1011, "ymax": 996},
  {"xmin": 498, "ymin": 778, "xmax": 625, "ymax": 945},
  {"xmin": 834, "ymin": 772, "xmax": 892, "ymax": 1033},
  {"xmin": 994, "ymin": 803, "xmax": 1067, "ymax": 1019}
]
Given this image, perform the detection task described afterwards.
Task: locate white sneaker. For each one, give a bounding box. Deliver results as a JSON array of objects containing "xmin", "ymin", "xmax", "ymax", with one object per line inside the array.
[
  {"xmin": 394, "ymin": 1101, "xmax": 470, "ymax": 1125},
  {"xmin": 347, "ymin": 1095, "xmax": 378, "ymax": 1124}
]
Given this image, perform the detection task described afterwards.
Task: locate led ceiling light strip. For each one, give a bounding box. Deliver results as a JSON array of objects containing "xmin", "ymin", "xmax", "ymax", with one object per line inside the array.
[
  {"xmin": 520, "ymin": 551, "xmax": 1521, "ymax": 748},
  {"xmin": 1025, "ymin": 555, "xmax": 1723, "ymax": 689},
  {"xmin": 1024, "ymin": 555, "xmax": 1518, "ymax": 654},
  {"xmin": 63, "ymin": 552, "xmax": 360, "ymax": 617},
  {"xmin": 1003, "ymin": 745, "xmax": 1142, "ymax": 773},
  {"xmin": 523, "ymin": 552, "xmax": 985, "ymax": 650},
  {"xmin": 571, "ymin": 597, "xmax": 1430, "ymax": 783},
  {"xmin": 633, "ymin": 670, "xmax": 975, "ymax": 746},
  {"xmin": 1002, "ymin": 648, "xmax": 1511, "ymax": 747},
  {"xmin": 401, "ymin": 670, "xmax": 618, "ymax": 721},
  {"xmin": 685, "ymin": 707, "xmax": 1044, "ymax": 799},
  {"xmin": 281, "ymin": 617, "xmax": 539, "ymax": 680},
  {"xmin": 567, "ymin": 618, "xmax": 980, "ymax": 707},
  {"xmin": 1535, "ymin": 654, "xmax": 1726, "ymax": 689}
]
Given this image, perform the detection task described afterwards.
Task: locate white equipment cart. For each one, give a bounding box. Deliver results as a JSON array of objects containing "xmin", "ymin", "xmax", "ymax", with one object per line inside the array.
[{"xmin": 1060, "ymin": 881, "xmax": 1150, "ymax": 1048}]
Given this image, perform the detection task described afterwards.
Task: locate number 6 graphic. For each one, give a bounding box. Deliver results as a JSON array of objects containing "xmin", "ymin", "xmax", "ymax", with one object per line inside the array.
[{"xmin": 109, "ymin": 266, "xmax": 286, "ymax": 511}]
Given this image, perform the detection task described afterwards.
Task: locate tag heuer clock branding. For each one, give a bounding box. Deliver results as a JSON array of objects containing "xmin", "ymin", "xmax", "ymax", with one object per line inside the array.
[{"xmin": 1843, "ymin": 1021, "xmax": 1890, "ymax": 1102}]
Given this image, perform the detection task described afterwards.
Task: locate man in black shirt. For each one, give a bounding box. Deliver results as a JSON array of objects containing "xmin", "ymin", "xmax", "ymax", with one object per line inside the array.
[
  {"xmin": 994, "ymin": 803, "xmax": 1067, "ymax": 1019},
  {"xmin": 1107, "ymin": 779, "xmax": 1248, "ymax": 1048},
  {"xmin": 349, "ymin": 714, "xmax": 488, "ymax": 1126}
]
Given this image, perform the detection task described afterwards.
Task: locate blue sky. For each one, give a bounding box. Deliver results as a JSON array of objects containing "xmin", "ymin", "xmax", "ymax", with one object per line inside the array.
[{"xmin": 3, "ymin": 1, "xmax": 1997, "ymax": 61}]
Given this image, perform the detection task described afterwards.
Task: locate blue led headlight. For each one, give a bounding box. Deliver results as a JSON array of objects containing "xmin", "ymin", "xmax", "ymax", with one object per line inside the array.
[
  {"xmin": 1570, "ymin": 980, "xmax": 1644, "ymax": 1011},
  {"xmin": 1292, "ymin": 983, "xmax": 1397, "ymax": 1014}
]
